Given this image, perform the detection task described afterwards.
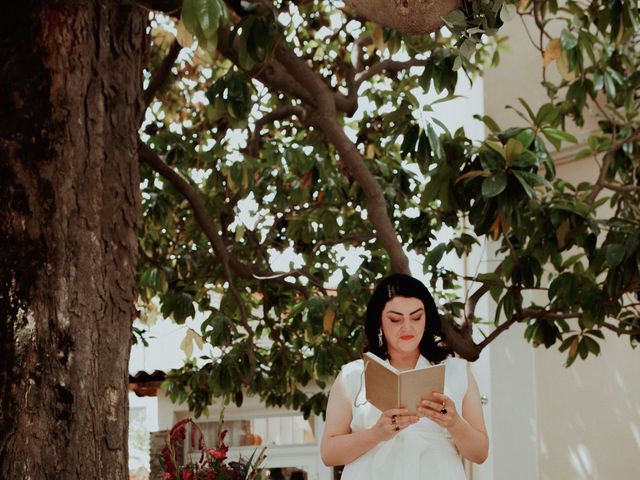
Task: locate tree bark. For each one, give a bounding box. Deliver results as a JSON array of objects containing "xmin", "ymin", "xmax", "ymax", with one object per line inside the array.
[{"xmin": 0, "ymin": 1, "xmax": 145, "ymax": 478}]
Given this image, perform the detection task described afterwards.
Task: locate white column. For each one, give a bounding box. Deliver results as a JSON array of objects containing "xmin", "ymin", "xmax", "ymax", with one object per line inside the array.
[{"xmin": 467, "ymin": 243, "xmax": 539, "ymax": 480}]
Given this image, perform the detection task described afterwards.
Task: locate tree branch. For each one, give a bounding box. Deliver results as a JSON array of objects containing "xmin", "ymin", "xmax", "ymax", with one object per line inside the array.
[
  {"xmin": 240, "ymin": 40, "xmax": 412, "ymax": 274},
  {"xmin": 312, "ymin": 233, "xmax": 375, "ymax": 253},
  {"xmin": 601, "ymin": 182, "xmax": 640, "ymax": 194},
  {"xmin": 136, "ymin": 0, "xmax": 182, "ymax": 16},
  {"xmin": 464, "ymin": 266, "xmax": 503, "ymax": 331},
  {"xmin": 477, "ymin": 317, "xmax": 519, "ymax": 350},
  {"xmin": 464, "ymin": 283, "xmax": 491, "ymax": 330},
  {"xmin": 521, "ymin": 309, "xmax": 581, "ymax": 320},
  {"xmin": 602, "ymin": 321, "xmax": 640, "ymax": 336},
  {"xmin": 143, "ymin": 38, "xmax": 182, "ymax": 110},
  {"xmin": 354, "ymin": 58, "xmax": 428, "ymax": 91},
  {"xmin": 248, "ymin": 105, "xmax": 306, "ymax": 158},
  {"xmin": 138, "ymin": 140, "xmax": 308, "ymax": 295},
  {"xmin": 440, "ymin": 318, "xmax": 481, "ymax": 360},
  {"xmin": 587, "ymin": 130, "xmax": 640, "ymax": 203},
  {"xmin": 216, "ymin": 27, "xmax": 317, "ymax": 107},
  {"xmin": 314, "ymin": 118, "xmax": 411, "ymax": 274}
]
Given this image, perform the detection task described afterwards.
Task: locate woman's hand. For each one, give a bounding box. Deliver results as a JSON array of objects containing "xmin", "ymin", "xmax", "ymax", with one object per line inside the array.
[
  {"xmin": 417, "ymin": 392, "xmax": 460, "ymax": 429},
  {"xmin": 372, "ymin": 408, "xmax": 419, "ymax": 441}
]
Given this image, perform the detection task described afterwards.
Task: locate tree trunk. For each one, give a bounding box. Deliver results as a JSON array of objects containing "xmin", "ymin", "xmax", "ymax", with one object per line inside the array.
[
  {"xmin": 0, "ymin": 1, "xmax": 145, "ymax": 478},
  {"xmin": 346, "ymin": 0, "xmax": 461, "ymax": 35}
]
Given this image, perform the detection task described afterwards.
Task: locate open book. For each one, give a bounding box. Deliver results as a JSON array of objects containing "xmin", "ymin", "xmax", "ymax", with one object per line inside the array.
[{"xmin": 364, "ymin": 351, "xmax": 445, "ymax": 413}]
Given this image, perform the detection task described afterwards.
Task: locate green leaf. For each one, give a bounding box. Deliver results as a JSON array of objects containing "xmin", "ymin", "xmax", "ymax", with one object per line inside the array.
[
  {"xmin": 562, "ymin": 253, "xmax": 584, "ymax": 269},
  {"xmin": 583, "ymin": 336, "xmax": 600, "ymax": 356},
  {"xmin": 181, "ymin": 0, "xmax": 226, "ymax": 45},
  {"xmin": 481, "ymin": 171, "xmax": 508, "ymax": 198},
  {"xmin": 426, "ymin": 243, "xmax": 447, "ymax": 268},
  {"xmin": 502, "ymin": 290, "xmax": 515, "ymax": 320},
  {"xmin": 603, "ymin": 71, "xmax": 616, "ymax": 100},
  {"xmin": 505, "ymin": 138, "xmax": 524, "ymax": 162},
  {"xmin": 535, "ymin": 103, "xmax": 560, "ymax": 127},
  {"xmin": 542, "ymin": 128, "xmax": 578, "ymax": 150},
  {"xmin": 444, "ymin": 9, "xmax": 467, "ymax": 28},
  {"xmin": 181, "ymin": 0, "xmax": 206, "ymax": 39},
  {"xmin": 559, "ymin": 334, "xmax": 579, "ymax": 353},
  {"xmin": 514, "ymin": 129, "xmax": 536, "ymax": 149},
  {"xmin": 314, "ymin": 346, "xmax": 332, "ymax": 378},
  {"xmin": 401, "ymin": 124, "xmax": 420, "ymax": 157},
  {"xmin": 560, "ymin": 30, "xmax": 578, "ymax": 50},
  {"xmin": 474, "ymin": 114, "xmax": 501, "ymax": 134},
  {"xmin": 416, "ymin": 131, "xmax": 431, "ymax": 165},
  {"xmin": 426, "ymin": 124, "xmax": 442, "ymax": 160},
  {"xmin": 460, "ymin": 39, "xmax": 476, "ymax": 60},
  {"xmin": 605, "ymin": 244, "xmax": 625, "ymax": 267},
  {"xmin": 201, "ymin": 0, "xmax": 222, "ymax": 39},
  {"xmin": 161, "ymin": 292, "xmax": 196, "ymax": 324},
  {"xmin": 207, "ymin": 313, "xmax": 233, "ymax": 346},
  {"xmin": 585, "ymin": 329, "xmax": 604, "ymax": 340},
  {"xmin": 517, "ymin": 98, "xmax": 537, "ymax": 123}
]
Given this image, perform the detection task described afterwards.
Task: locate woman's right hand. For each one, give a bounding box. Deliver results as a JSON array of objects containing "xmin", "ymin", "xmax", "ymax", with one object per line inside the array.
[{"xmin": 372, "ymin": 408, "xmax": 419, "ymax": 441}]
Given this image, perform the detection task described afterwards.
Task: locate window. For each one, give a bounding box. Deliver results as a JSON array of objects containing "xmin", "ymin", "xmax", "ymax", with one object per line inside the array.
[
  {"xmin": 129, "ymin": 406, "xmax": 150, "ymax": 472},
  {"xmin": 183, "ymin": 415, "xmax": 316, "ymax": 454}
]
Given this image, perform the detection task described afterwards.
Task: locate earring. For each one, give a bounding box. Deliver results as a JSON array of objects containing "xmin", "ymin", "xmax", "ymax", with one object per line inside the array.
[{"xmin": 378, "ymin": 328, "xmax": 383, "ymax": 347}]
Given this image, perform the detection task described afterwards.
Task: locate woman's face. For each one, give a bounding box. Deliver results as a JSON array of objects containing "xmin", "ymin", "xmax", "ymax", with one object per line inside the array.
[{"xmin": 380, "ymin": 295, "xmax": 426, "ymax": 355}]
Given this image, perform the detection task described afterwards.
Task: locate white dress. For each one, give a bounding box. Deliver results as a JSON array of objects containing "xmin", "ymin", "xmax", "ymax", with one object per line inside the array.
[{"xmin": 339, "ymin": 355, "xmax": 468, "ymax": 480}]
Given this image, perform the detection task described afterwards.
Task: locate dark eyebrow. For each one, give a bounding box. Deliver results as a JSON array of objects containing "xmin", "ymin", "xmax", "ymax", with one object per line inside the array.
[{"xmin": 388, "ymin": 308, "xmax": 424, "ymax": 316}]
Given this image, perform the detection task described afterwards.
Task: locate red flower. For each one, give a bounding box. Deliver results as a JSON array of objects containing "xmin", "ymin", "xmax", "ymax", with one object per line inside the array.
[
  {"xmin": 208, "ymin": 446, "xmax": 228, "ymax": 461},
  {"xmin": 160, "ymin": 418, "xmax": 264, "ymax": 480},
  {"xmin": 161, "ymin": 446, "xmax": 177, "ymax": 476},
  {"xmin": 170, "ymin": 418, "xmax": 192, "ymax": 441}
]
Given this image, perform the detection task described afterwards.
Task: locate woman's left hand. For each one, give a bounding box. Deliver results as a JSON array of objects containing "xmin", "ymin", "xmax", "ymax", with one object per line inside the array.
[{"xmin": 416, "ymin": 392, "xmax": 459, "ymax": 429}]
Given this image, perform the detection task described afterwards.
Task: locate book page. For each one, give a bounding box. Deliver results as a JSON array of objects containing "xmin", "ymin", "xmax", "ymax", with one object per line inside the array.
[
  {"xmin": 364, "ymin": 356, "xmax": 399, "ymax": 412},
  {"xmin": 399, "ymin": 364, "xmax": 445, "ymax": 413}
]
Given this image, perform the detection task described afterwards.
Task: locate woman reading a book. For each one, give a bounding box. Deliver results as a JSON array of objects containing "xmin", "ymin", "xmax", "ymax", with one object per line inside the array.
[{"xmin": 320, "ymin": 274, "xmax": 488, "ymax": 479}]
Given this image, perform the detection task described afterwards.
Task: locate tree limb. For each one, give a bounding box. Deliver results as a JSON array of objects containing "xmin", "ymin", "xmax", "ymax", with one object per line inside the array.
[
  {"xmin": 136, "ymin": 0, "xmax": 182, "ymax": 16},
  {"xmin": 219, "ymin": 39, "xmax": 410, "ymax": 274},
  {"xmin": 138, "ymin": 140, "xmax": 308, "ymax": 294},
  {"xmin": 521, "ymin": 309, "xmax": 581, "ymax": 320},
  {"xmin": 464, "ymin": 265, "xmax": 502, "ymax": 331},
  {"xmin": 216, "ymin": 27, "xmax": 318, "ymax": 107},
  {"xmin": 602, "ymin": 321, "xmax": 640, "ymax": 336},
  {"xmin": 354, "ymin": 57, "xmax": 428, "ymax": 91},
  {"xmin": 248, "ymin": 105, "xmax": 306, "ymax": 158},
  {"xmin": 314, "ymin": 118, "xmax": 411, "ymax": 274},
  {"xmin": 601, "ymin": 182, "xmax": 640, "ymax": 194},
  {"xmin": 440, "ymin": 319, "xmax": 481, "ymax": 360},
  {"xmin": 143, "ymin": 38, "xmax": 182, "ymax": 110},
  {"xmin": 477, "ymin": 317, "xmax": 519, "ymax": 350},
  {"xmin": 587, "ymin": 130, "xmax": 640, "ymax": 203}
]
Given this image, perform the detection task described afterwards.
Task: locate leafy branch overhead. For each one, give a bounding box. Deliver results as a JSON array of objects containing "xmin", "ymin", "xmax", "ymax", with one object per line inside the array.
[{"xmin": 137, "ymin": 0, "xmax": 640, "ymax": 417}]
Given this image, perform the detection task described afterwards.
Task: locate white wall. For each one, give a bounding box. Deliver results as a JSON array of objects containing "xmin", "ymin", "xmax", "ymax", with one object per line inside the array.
[
  {"xmin": 482, "ymin": 11, "xmax": 640, "ymax": 480},
  {"xmin": 535, "ymin": 331, "xmax": 640, "ymax": 479}
]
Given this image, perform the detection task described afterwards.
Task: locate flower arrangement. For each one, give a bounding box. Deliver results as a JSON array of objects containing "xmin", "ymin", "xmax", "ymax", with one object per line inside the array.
[{"xmin": 160, "ymin": 418, "xmax": 266, "ymax": 480}]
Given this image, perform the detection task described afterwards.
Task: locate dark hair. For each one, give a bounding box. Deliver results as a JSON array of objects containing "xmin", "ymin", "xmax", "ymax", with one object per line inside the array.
[{"xmin": 364, "ymin": 273, "xmax": 451, "ymax": 364}]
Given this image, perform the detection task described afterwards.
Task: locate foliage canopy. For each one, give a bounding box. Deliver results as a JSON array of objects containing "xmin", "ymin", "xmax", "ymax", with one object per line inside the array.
[{"xmin": 137, "ymin": 0, "xmax": 640, "ymax": 417}]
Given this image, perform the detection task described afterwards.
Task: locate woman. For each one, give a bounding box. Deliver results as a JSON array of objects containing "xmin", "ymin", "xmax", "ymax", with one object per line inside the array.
[{"xmin": 320, "ymin": 274, "xmax": 488, "ymax": 479}]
